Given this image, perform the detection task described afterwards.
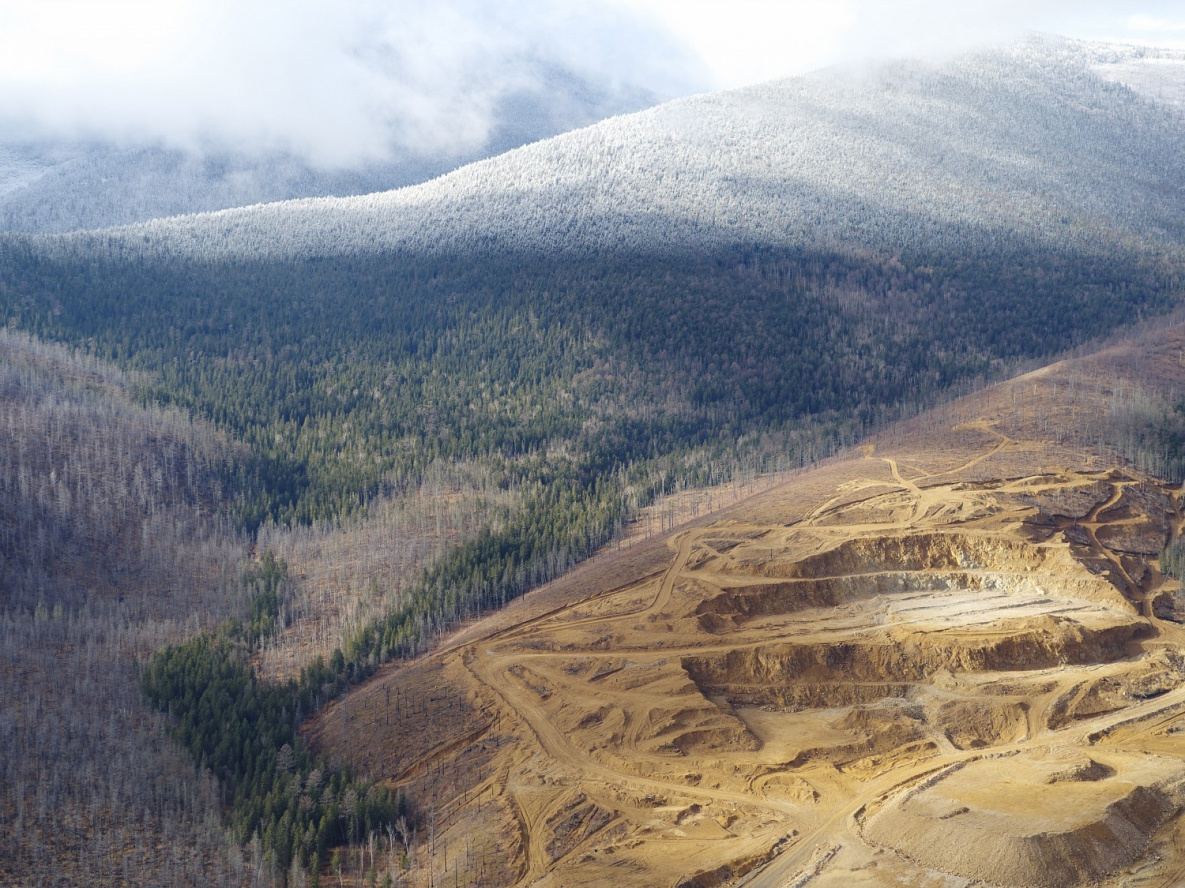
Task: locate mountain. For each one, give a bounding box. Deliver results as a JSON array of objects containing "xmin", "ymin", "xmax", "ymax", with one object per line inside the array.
[
  {"xmin": 4, "ymin": 37, "xmax": 1183, "ymax": 528},
  {"xmin": 6, "ymin": 34, "xmax": 1185, "ymax": 887},
  {"xmin": 49, "ymin": 36, "xmax": 1185, "ymax": 261},
  {"xmin": 0, "ymin": 63, "xmax": 659, "ymax": 233}
]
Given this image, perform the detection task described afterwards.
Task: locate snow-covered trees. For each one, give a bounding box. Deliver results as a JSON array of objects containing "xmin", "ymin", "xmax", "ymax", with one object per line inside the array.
[{"xmin": 25, "ymin": 37, "xmax": 1185, "ymax": 267}]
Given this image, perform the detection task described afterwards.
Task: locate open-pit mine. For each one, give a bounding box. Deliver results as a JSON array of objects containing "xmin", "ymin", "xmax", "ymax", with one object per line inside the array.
[{"xmin": 308, "ymin": 327, "xmax": 1185, "ymax": 887}]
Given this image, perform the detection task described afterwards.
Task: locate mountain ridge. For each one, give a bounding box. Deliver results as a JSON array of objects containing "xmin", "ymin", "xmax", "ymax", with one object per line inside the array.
[
  {"xmin": 0, "ymin": 62, "xmax": 661, "ymax": 235},
  {"xmin": 24, "ymin": 36, "xmax": 1185, "ymax": 265},
  {"xmin": 3, "ymin": 34, "xmax": 1184, "ymax": 534}
]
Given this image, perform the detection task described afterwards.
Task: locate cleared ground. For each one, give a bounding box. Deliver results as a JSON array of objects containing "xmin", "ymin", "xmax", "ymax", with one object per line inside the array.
[{"xmin": 308, "ymin": 325, "xmax": 1185, "ymax": 887}]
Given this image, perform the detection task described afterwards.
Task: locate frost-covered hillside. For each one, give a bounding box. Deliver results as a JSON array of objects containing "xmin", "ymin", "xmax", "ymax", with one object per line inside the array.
[
  {"xmin": 53, "ymin": 37, "xmax": 1185, "ymax": 263},
  {"xmin": 0, "ymin": 65, "xmax": 657, "ymax": 234}
]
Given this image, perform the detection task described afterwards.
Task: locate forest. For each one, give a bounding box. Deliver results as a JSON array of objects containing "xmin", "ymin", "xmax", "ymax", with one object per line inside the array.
[
  {"xmin": 3, "ymin": 238, "xmax": 1176, "ymax": 525},
  {"xmin": 3, "ymin": 36, "xmax": 1185, "ymax": 887},
  {"xmin": 0, "ymin": 330, "xmax": 252, "ymax": 884},
  {"xmin": 0, "ymin": 331, "xmax": 411, "ymax": 885},
  {"xmin": 3, "ymin": 223, "xmax": 1182, "ymax": 885}
]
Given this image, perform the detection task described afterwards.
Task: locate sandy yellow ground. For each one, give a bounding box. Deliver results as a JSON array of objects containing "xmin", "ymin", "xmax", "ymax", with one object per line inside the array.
[{"xmin": 308, "ymin": 326, "xmax": 1185, "ymax": 887}]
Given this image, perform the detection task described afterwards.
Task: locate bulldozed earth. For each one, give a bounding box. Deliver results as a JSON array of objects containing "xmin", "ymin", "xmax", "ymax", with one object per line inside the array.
[{"xmin": 307, "ymin": 325, "xmax": 1185, "ymax": 887}]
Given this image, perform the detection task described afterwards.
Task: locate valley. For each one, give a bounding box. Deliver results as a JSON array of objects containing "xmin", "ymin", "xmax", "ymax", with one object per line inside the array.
[{"xmin": 2, "ymin": 28, "xmax": 1185, "ymax": 888}]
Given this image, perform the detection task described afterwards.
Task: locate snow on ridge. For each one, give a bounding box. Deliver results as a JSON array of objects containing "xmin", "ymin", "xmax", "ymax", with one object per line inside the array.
[{"xmin": 34, "ymin": 36, "xmax": 1185, "ymax": 264}]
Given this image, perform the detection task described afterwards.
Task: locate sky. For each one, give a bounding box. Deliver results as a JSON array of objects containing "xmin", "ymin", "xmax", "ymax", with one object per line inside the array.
[{"xmin": 0, "ymin": 0, "xmax": 1182, "ymax": 167}]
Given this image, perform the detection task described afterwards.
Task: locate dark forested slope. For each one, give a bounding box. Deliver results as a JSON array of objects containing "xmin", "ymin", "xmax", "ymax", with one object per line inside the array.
[
  {"xmin": 0, "ymin": 36, "xmax": 1182, "ymax": 553},
  {"xmin": 0, "ymin": 36, "xmax": 1182, "ymax": 588}
]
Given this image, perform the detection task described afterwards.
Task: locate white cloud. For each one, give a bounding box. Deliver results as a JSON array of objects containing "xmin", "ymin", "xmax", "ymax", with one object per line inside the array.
[
  {"xmin": 614, "ymin": 0, "xmax": 855, "ymax": 88},
  {"xmin": 1128, "ymin": 15, "xmax": 1185, "ymax": 32},
  {"xmin": 1120, "ymin": 12, "xmax": 1185, "ymax": 48},
  {"xmin": 617, "ymin": 1, "xmax": 1185, "ymax": 85},
  {"xmin": 0, "ymin": 1, "xmax": 1179, "ymax": 168},
  {"xmin": 0, "ymin": 0, "xmax": 705, "ymax": 167}
]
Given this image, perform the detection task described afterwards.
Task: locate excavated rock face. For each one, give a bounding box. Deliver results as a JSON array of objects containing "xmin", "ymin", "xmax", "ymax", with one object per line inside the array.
[
  {"xmin": 683, "ymin": 620, "xmax": 1147, "ymax": 709},
  {"xmin": 310, "ymin": 423, "xmax": 1185, "ymax": 888},
  {"xmin": 683, "ymin": 528, "xmax": 1149, "ymax": 717}
]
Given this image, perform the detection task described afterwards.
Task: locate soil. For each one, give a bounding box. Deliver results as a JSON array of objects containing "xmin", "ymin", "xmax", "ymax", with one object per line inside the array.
[{"xmin": 306, "ymin": 325, "xmax": 1185, "ymax": 887}]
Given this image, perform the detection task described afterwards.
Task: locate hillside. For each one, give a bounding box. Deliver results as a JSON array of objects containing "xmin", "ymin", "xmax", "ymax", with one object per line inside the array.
[
  {"xmin": 4, "ymin": 40, "xmax": 1184, "ymax": 533},
  {"xmin": 0, "ymin": 329, "xmax": 426, "ymax": 886},
  {"xmin": 0, "ymin": 64, "xmax": 657, "ymax": 234},
  {"xmin": 42, "ymin": 37, "xmax": 1185, "ymax": 261},
  {"xmin": 308, "ymin": 322, "xmax": 1185, "ymax": 887},
  {"xmin": 1, "ymin": 35, "xmax": 1183, "ymax": 701},
  {"xmin": 0, "ymin": 331, "xmax": 251, "ymax": 885},
  {"xmin": 4, "ymin": 35, "xmax": 1185, "ymax": 886}
]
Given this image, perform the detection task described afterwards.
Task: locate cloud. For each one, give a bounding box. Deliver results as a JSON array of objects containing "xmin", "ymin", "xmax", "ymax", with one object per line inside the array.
[
  {"xmin": 1128, "ymin": 16, "xmax": 1185, "ymax": 32},
  {"xmin": 0, "ymin": 1, "xmax": 1179, "ymax": 168},
  {"xmin": 1121, "ymin": 11, "xmax": 1185, "ymax": 47},
  {"xmin": 624, "ymin": 1, "xmax": 1185, "ymax": 87},
  {"xmin": 614, "ymin": 0, "xmax": 855, "ymax": 89},
  {"xmin": 0, "ymin": 0, "xmax": 707, "ymax": 168}
]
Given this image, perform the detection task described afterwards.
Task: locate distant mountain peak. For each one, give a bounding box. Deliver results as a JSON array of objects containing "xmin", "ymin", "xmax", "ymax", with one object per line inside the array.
[
  {"xmin": 0, "ymin": 65, "xmax": 663, "ymax": 235},
  {"xmin": 41, "ymin": 37, "xmax": 1183, "ymax": 270}
]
